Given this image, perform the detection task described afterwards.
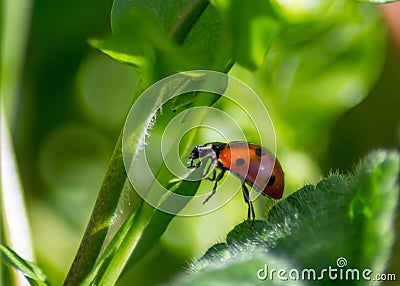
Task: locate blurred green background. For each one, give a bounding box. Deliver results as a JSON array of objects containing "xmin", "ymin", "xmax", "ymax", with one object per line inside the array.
[{"xmin": 1, "ymin": 0, "xmax": 399, "ymax": 285}]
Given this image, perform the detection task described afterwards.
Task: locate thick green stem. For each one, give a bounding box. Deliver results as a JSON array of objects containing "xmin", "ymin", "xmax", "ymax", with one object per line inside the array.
[
  {"xmin": 63, "ymin": 0, "xmax": 217, "ymax": 285},
  {"xmin": 168, "ymin": 0, "xmax": 210, "ymax": 44},
  {"xmin": 63, "ymin": 132, "xmax": 127, "ymax": 286}
]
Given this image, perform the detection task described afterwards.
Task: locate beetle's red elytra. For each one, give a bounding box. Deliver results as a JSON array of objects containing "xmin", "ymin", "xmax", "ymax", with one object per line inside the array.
[{"xmin": 187, "ymin": 141, "xmax": 284, "ymax": 223}]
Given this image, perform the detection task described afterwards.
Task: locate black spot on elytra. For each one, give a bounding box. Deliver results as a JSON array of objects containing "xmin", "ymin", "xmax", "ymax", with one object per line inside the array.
[
  {"xmin": 255, "ymin": 148, "xmax": 265, "ymax": 157},
  {"xmin": 235, "ymin": 158, "xmax": 245, "ymax": 166},
  {"xmin": 267, "ymin": 175, "xmax": 275, "ymax": 186}
]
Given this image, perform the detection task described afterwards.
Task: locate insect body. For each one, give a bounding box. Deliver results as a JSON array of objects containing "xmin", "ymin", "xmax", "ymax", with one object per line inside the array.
[{"xmin": 187, "ymin": 141, "xmax": 284, "ymax": 223}]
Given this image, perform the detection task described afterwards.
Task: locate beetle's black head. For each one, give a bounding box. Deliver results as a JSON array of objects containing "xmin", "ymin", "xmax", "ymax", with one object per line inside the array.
[
  {"xmin": 187, "ymin": 145, "xmax": 200, "ymax": 168},
  {"xmin": 187, "ymin": 142, "xmax": 226, "ymax": 169}
]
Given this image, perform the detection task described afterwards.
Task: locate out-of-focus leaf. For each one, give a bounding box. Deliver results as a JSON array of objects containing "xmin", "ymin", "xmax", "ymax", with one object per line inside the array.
[
  {"xmin": 251, "ymin": 3, "xmax": 386, "ymax": 152},
  {"xmin": 212, "ymin": 0, "xmax": 280, "ymax": 70},
  {"xmin": 93, "ymin": 0, "xmax": 232, "ymax": 81},
  {"xmin": 0, "ymin": 244, "xmax": 49, "ymax": 286},
  {"xmin": 1, "ymin": 107, "xmax": 35, "ymax": 285},
  {"xmin": 112, "ymin": 0, "xmax": 188, "ymax": 32},
  {"xmin": 177, "ymin": 150, "xmax": 399, "ymax": 285},
  {"xmin": 358, "ymin": 0, "xmax": 399, "ymax": 3},
  {"xmin": 90, "ymin": 8, "xmax": 189, "ymax": 79}
]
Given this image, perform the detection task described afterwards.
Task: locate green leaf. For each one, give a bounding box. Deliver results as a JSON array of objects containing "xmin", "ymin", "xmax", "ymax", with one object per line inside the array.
[
  {"xmin": 252, "ymin": 3, "xmax": 386, "ymax": 152},
  {"xmin": 0, "ymin": 244, "xmax": 49, "ymax": 286},
  {"xmin": 90, "ymin": 8, "xmax": 190, "ymax": 77},
  {"xmin": 111, "ymin": 0, "xmax": 188, "ymax": 32},
  {"xmin": 177, "ymin": 250, "xmax": 307, "ymax": 286},
  {"xmin": 348, "ymin": 150, "xmax": 400, "ymax": 274},
  {"xmin": 177, "ymin": 150, "xmax": 399, "ymax": 285},
  {"xmin": 92, "ymin": 0, "xmax": 232, "ymax": 80}
]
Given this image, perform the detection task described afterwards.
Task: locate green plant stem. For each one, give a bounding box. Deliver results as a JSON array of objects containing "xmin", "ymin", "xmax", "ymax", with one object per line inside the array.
[
  {"xmin": 168, "ymin": 0, "xmax": 210, "ymax": 44},
  {"xmin": 97, "ymin": 205, "xmax": 151, "ymax": 286},
  {"xmin": 63, "ymin": 131, "xmax": 128, "ymax": 286},
  {"xmin": 63, "ymin": 0, "xmax": 217, "ymax": 285},
  {"xmin": 93, "ymin": 94, "xmax": 225, "ymax": 284},
  {"xmin": 79, "ymin": 204, "xmax": 141, "ymax": 285}
]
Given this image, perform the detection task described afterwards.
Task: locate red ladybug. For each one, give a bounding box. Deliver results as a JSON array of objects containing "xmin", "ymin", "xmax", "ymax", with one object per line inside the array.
[{"xmin": 188, "ymin": 141, "xmax": 284, "ymax": 223}]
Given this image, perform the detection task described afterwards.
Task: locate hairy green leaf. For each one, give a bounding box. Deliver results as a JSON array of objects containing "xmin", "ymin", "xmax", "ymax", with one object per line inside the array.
[{"xmin": 177, "ymin": 150, "xmax": 399, "ymax": 285}]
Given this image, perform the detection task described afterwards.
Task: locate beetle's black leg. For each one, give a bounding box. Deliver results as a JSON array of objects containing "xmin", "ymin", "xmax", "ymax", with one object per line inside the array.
[
  {"xmin": 205, "ymin": 160, "xmax": 216, "ymax": 181},
  {"xmin": 203, "ymin": 168, "xmax": 226, "ymax": 204},
  {"xmin": 241, "ymin": 183, "xmax": 255, "ymax": 226},
  {"xmin": 187, "ymin": 158, "xmax": 200, "ymax": 169}
]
